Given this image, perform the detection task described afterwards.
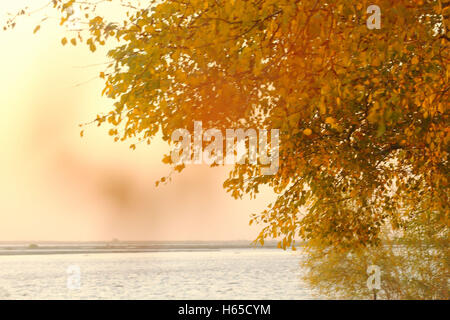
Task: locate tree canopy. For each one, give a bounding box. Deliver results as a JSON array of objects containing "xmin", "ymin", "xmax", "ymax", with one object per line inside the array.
[{"xmin": 8, "ymin": 0, "xmax": 449, "ymax": 250}]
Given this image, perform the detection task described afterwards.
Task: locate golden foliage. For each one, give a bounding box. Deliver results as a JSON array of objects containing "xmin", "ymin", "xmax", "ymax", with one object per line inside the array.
[{"xmin": 10, "ymin": 0, "xmax": 449, "ymax": 249}]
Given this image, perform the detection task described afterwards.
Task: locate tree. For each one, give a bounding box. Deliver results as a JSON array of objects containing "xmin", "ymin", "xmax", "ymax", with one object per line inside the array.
[
  {"xmin": 6, "ymin": 0, "xmax": 449, "ymax": 250},
  {"xmin": 301, "ymin": 209, "xmax": 449, "ymax": 299}
]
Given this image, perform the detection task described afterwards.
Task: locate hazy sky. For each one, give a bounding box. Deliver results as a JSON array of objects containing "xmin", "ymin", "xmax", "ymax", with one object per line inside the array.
[{"xmin": 0, "ymin": 1, "xmax": 275, "ymax": 241}]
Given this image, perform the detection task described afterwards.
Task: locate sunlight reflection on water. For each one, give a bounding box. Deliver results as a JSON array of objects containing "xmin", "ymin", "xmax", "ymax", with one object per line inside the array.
[{"xmin": 0, "ymin": 249, "xmax": 315, "ymax": 299}]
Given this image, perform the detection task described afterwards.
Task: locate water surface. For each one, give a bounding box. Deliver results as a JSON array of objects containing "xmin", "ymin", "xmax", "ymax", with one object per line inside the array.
[{"xmin": 0, "ymin": 248, "xmax": 315, "ymax": 299}]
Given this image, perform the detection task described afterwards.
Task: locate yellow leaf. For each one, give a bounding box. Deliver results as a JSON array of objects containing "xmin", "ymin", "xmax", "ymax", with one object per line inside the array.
[
  {"xmin": 325, "ymin": 117, "xmax": 335, "ymax": 125},
  {"xmin": 319, "ymin": 100, "xmax": 326, "ymax": 115},
  {"xmin": 303, "ymin": 128, "xmax": 312, "ymax": 136}
]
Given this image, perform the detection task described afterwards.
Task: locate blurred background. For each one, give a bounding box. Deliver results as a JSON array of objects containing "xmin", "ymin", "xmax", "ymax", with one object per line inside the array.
[{"xmin": 0, "ymin": 1, "xmax": 275, "ymax": 242}]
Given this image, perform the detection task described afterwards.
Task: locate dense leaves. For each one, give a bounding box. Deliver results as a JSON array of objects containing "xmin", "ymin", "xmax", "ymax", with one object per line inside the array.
[
  {"xmin": 301, "ymin": 209, "xmax": 449, "ymax": 299},
  {"xmin": 10, "ymin": 0, "xmax": 449, "ymax": 249}
]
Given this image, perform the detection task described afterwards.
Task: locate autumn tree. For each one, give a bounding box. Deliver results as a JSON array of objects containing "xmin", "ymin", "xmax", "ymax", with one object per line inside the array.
[
  {"xmin": 7, "ymin": 0, "xmax": 449, "ymax": 250},
  {"xmin": 301, "ymin": 208, "xmax": 449, "ymax": 299}
]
